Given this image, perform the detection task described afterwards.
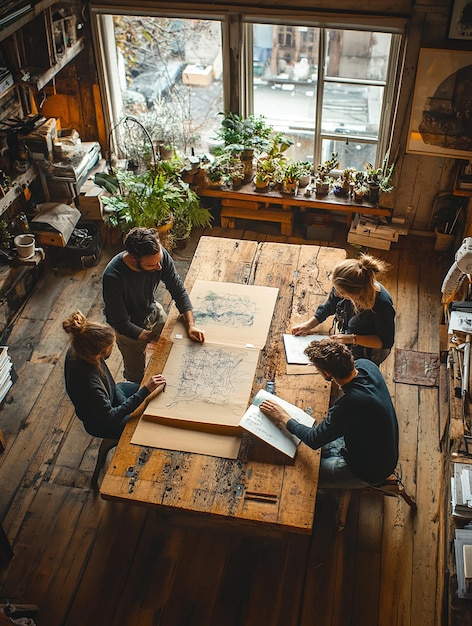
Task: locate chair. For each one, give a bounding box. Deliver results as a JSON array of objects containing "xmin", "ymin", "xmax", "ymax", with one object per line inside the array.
[
  {"xmin": 91, "ymin": 438, "xmax": 118, "ymax": 489},
  {"xmin": 336, "ymin": 470, "xmax": 417, "ymax": 531}
]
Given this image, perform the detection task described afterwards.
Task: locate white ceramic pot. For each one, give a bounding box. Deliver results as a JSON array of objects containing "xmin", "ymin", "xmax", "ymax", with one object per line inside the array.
[{"xmin": 14, "ymin": 233, "xmax": 35, "ymax": 259}]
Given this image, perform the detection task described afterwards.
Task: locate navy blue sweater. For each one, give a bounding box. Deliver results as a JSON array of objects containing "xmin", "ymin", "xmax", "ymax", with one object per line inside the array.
[{"xmin": 287, "ymin": 359, "xmax": 399, "ymax": 484}]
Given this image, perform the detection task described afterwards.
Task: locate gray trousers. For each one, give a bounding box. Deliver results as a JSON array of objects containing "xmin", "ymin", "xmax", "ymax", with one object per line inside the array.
[{"xmin": 116, "ymin": 302, "xmax": 167, "ymax": 383}]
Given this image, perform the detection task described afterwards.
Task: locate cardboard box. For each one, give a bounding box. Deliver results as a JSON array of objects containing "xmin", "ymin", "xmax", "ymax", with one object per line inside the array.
[
  {"xmin": 30, "ymin": 202, "xmax": 81, "ymax": 247},
  {"xmin": 182, "ymin": 64, "xmax": 213, "ymax": 86},
  {"xmin": 77, "ymin": 182, "xmax": 104, "ymax": 221}
]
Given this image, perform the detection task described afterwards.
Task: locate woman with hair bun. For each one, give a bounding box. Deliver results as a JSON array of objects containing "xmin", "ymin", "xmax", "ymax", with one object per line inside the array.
[
  {"xmin": 63, "ymin": 310, "xmax": 166, "ymax": 439},
  {"xmin": 292, "ymin": 253, "xmax": 395, "ymax": 365}
]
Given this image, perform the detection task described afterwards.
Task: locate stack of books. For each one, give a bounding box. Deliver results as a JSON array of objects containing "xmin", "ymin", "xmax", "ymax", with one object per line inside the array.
[
  {"xmin": 0, "ymin": 346, "xmax": 13, "ymax": 405},
  {"xmin": 451, "ymin": 462, "xmax": 472, "ymax": 519}
]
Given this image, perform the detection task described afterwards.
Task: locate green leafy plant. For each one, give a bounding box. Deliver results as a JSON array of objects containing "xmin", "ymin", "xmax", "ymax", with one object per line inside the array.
[
  {"xmin": 96, "ymin": 160, "xmax": 212, "ymax": 239},
  {"xmin": 214, "ymin": 112, "xmax": 273, "ymax": 153},
  {"xmin": 315, "ymin": 152, "xmax": 339, "ymax": 183},
  {"xmin": 365, "ymin": 152, "xmax": 395, "ymax": 192}
]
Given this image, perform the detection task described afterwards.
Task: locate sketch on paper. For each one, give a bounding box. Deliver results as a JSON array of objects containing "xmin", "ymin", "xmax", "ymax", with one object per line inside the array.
[
  {"xmin": 193, "ymin": 290, "xmax": 257, "ymax": 327},
  {"xmin": 173, "ymin": 279, "xmax": 279, "ymax": 349},
  {"xmin": 168, "ymin": 345, "xmax": 251, "ymax": 407},
  {"xmin": 143, "ymin": 340, "xmax": 260, "ymax": 429}
]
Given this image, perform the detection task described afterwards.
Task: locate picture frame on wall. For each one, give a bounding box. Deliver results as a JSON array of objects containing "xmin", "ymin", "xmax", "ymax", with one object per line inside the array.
[
  {"xmin": 448, "ymin": 0, "xmax": 472, "ymax": 40},
  {"xmin": 407, "ymin": 48, "xmax": 472, "ymax": 160}
]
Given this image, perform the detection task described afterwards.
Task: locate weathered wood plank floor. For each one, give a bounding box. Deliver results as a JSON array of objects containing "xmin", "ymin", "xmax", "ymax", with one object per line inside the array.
[{"xmin": 0, "ymin": 222, "xmax": 451, "ymax": 625}]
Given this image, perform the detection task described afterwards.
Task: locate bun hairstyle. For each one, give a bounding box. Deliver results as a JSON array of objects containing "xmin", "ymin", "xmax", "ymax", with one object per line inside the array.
[
  {"xmin": 332, "ymin": 253, "xmax": 390, "ymax": 311},
  {"xmin": 63, "ymin": 310, "xmax": 115, "ymax": 364}
]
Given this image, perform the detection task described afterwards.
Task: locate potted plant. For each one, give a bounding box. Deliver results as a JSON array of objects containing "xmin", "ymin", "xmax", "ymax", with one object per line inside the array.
[
  {"xmin": 333, "ymin": 167, "xmax": 356, "ymax": 198},
  {"xmin": 96, "ymin": 160, "xmax": 211, "ymax": 249},
  {"xmin": 281, "ymin": 161, "xmax": 304, "ymax": 194},
  {"xmin": 171, "ymin": 181, "xmax": 213, "ymax": 249},
  {"xmin": 365, "ymin": 152, "xmax": 395, "ymax": 205},
  {"xmin": 254, "ymin": 131, "xmax": 293, "ymax": 189},
  {"xmin": 352, "ymin": 171, "xmax": 369, "ymax": 202},
  {"xmin": 314, "ymin": 152, "xmax": 339, "ymax": 195},
  {"xmin": 214, "ymin": 112, "xmax": 273, "ymax": 182},
  {"xmin": 297, "ymin": 161, "xmax": 313, "ymax": 188}
]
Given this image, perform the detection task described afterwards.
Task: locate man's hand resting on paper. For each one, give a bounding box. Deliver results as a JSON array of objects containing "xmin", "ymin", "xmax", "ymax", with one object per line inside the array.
[
  {"xmin": 259, "ymin": 399, "xmax": 291, "ymax": 427},
  {"xmin": 187, "ymin": 324, "xmax": 205, "ymax": 343}
]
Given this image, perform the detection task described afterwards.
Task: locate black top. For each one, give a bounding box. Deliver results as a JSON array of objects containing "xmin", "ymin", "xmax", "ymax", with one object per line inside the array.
[
  {"xmin": 314, "ymin": 283, "xmax": 395, "ymax": 358},
  {"xmin": 287, "ymin": 358, "xmax": 399, "ymax": 484},
  {"xmin": 64, "ymin": 349, "xmax": 150, "ymax": 438},
  {"xmin": 102, "ymin": 249, "xmax": 192, "ymax": 340}
]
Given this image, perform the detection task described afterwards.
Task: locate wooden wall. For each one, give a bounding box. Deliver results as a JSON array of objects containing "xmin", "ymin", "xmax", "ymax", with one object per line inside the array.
[{"xmin": 77, "ymin": 0, "xmax": 469, "ymax": 232}]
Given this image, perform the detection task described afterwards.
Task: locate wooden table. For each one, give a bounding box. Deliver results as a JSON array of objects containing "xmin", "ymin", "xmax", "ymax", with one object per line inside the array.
[{"xmin": 100, "ymin": 237, "xmax": 346, "ymax": 533}]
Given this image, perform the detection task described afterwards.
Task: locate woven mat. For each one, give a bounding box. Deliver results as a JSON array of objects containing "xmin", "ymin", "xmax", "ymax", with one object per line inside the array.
[{"xmin": 393, "ymin": 349, "xmax": 440, "ymax": 387}]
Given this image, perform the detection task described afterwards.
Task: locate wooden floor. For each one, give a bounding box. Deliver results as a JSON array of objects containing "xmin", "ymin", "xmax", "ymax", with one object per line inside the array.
[{"xmin": 0, "ymin": 219, "xmax": 453, "ymax": 625}]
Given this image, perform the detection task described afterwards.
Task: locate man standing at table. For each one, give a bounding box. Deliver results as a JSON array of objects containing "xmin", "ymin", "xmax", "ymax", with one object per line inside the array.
[
  {"xmin": 102, "ymin": 227, "xmax": 205, "ymax": 383},
  {"xmin": 259, "ymin": 338, "xmax": 399, "ymax": 488}
]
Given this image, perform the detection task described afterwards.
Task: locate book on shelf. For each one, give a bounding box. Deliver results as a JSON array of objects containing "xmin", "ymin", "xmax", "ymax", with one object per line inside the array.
[{"xmin": 239, "ymin": 388, "xmax": 315, "ymax": 458}]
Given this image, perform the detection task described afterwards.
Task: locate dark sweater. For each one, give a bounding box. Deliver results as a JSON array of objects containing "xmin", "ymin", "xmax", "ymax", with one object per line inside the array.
[
  {"xmin": 64, "ymin": 349, "xmax": 150, "ymax": 438},
  {"xmin": 314, "ymin": 284, "xmax": 395, "ymax": 355},
  {"xmin": 287, "ymin": 359, "xmax": 399, "ymax": 484},
  {"xmin": 102, "ymin": 249, "xmax": 192, "ymax": 340}
]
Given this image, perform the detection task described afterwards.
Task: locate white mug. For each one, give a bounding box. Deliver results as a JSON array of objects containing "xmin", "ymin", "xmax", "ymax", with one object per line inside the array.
[{"xmin": 14, "ymin": 234, "xmax": 36, "ymax": 259}]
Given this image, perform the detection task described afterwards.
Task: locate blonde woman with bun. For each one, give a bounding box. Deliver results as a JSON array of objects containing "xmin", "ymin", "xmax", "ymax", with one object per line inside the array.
[
  {"xmin": 63, "ymin": 310, "xmax": 165, "ymax": 439},
  {"xmin": 292, "ymin": 254, "xmax": 395, "ymax": 365}
]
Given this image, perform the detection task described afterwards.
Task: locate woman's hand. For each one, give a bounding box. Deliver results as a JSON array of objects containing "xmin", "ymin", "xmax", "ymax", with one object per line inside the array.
[
  {"xmin": 144, "ymin": 374, "xmax": 166, "ymax": 393},
  {"xmin": 292, "ymin": 317, "xmax": 319, "ymax": 336}
]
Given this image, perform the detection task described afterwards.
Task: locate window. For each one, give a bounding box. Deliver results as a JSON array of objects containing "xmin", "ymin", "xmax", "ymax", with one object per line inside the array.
[
  {"xmin": 250, "ymin": 23, "xmax": 401, "ymax": 171},
  {"xmin": 93, "ymin": 11, "xmax": 400, "ymax": 173},
  {"xmin": 94, "ymin": 13, "xmax": 224, "ymax": 164}
]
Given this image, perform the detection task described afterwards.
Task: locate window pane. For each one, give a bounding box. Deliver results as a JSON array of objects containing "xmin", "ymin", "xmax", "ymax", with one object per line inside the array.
[
  {"xmin": 111, "ymin": 16, "xmax": 223, "ymax": 158},
  {"xmin": 321, "ymin": 83, "xmax": 384, "ymax": 138},
  {"xmin": 253, "ymin": 24, "xmax": 319, "ymax": 162},
  {"xmin": 251, "ymin": 23, "xmax": 394, "ymax": 168},
  {"xmin": 322, "ymin": 139, "xmax": 376, "ymax": 171},
  {"xmin": 325, "ymin": 30, "xmax": 392, "ymax": 81}
]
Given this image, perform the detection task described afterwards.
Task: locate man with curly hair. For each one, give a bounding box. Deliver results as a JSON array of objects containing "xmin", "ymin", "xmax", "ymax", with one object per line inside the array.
[{"xmin": 260, "ymin": 338, "xmax": 398, "ymax": 488}]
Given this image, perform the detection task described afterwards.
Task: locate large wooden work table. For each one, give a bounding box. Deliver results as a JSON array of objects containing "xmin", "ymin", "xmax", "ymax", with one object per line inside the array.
[{"xmin": 100, "ymin": 237, "xmax": 346, "ymax": 533}]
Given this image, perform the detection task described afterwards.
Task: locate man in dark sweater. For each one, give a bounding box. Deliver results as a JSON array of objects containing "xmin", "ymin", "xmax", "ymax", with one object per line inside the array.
[
  {"xmin": 103, "ymin": 227, "xmax": 204, "ymax": 383},
  {"xmin": 260, "ymin": 338, "xmax": 399, "ymax": 488}
]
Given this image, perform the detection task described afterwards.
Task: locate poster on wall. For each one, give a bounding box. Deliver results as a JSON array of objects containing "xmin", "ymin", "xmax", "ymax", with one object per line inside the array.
[
  {"xmin": 407, "ymin": 48, "xmax": 472, "ymax": 159},
  {"xmin": 448, "ymin": 0, "xmax": 472, "ymax": 40}
]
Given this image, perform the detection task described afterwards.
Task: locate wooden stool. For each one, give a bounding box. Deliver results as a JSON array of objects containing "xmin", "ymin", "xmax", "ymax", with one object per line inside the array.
[
  {"xmin": 336, "ymin": 472, "xmax": 417, "ymax": 531},
  {"xmin": 91, "ymin": 438, "xmax": 118, "ymax": 488}
]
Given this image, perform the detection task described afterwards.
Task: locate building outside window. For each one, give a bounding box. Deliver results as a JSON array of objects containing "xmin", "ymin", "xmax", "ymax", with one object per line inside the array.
[{"xmin": 250, "ymin": 23, "xmax": 400, "ymax": 171}]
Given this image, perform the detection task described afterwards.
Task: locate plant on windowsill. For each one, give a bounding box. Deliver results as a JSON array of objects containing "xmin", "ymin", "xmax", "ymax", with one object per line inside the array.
[
  {"xmin": 352, "ymin": 171, "xmax": 369, "ymax": 203},
  {"xmin": 213, "ymin": 112, "xmax": 274, "ymax": 182},
  {"xmin": 365, "ymin": 152, "xmax": 395, "ymax": 205},
  {"xmin": 333, "ymin": 167, "xmax": 356, "ymax": 198},
  {"xmin": 314, "ymin": 152, "xmax": 339, "ymax": 195}
]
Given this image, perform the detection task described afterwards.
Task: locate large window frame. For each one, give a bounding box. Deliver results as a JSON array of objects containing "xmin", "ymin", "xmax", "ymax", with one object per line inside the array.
[{"xmin": 90, "ymin": 6, "xmax": 404, "ymax": 169}]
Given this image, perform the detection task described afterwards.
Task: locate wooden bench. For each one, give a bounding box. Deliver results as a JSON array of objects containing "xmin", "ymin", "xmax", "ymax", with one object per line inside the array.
[{"xmin": 220, "ymin": 201, "xmax": 295, "ymax": 235}]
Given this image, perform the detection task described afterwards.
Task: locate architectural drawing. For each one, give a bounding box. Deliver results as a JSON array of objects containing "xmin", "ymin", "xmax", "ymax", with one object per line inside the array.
[
  {"xmin": 194, "ymin": 290, "xmax": 257, "ymax": 327},
  {"xmin": 144, "ymin": 340, "xmax": 260, "ymax": 429}
]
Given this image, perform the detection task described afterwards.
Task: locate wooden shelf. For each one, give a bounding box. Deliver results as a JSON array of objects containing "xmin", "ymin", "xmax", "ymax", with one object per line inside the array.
[
  {"xmin": 196, "ymin": 182, "xmax": 391, "ymax": 226},
  {"xmin": 0, "ymin": 165, "xmax": 36, "ymax": 217},
  {"xmin": 0, "ymin": 0, "xmax": 56, "ymax": 43},
  {"xmin": 22, "ymin": 37, "xmax": 84, "ymax": 90}
]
